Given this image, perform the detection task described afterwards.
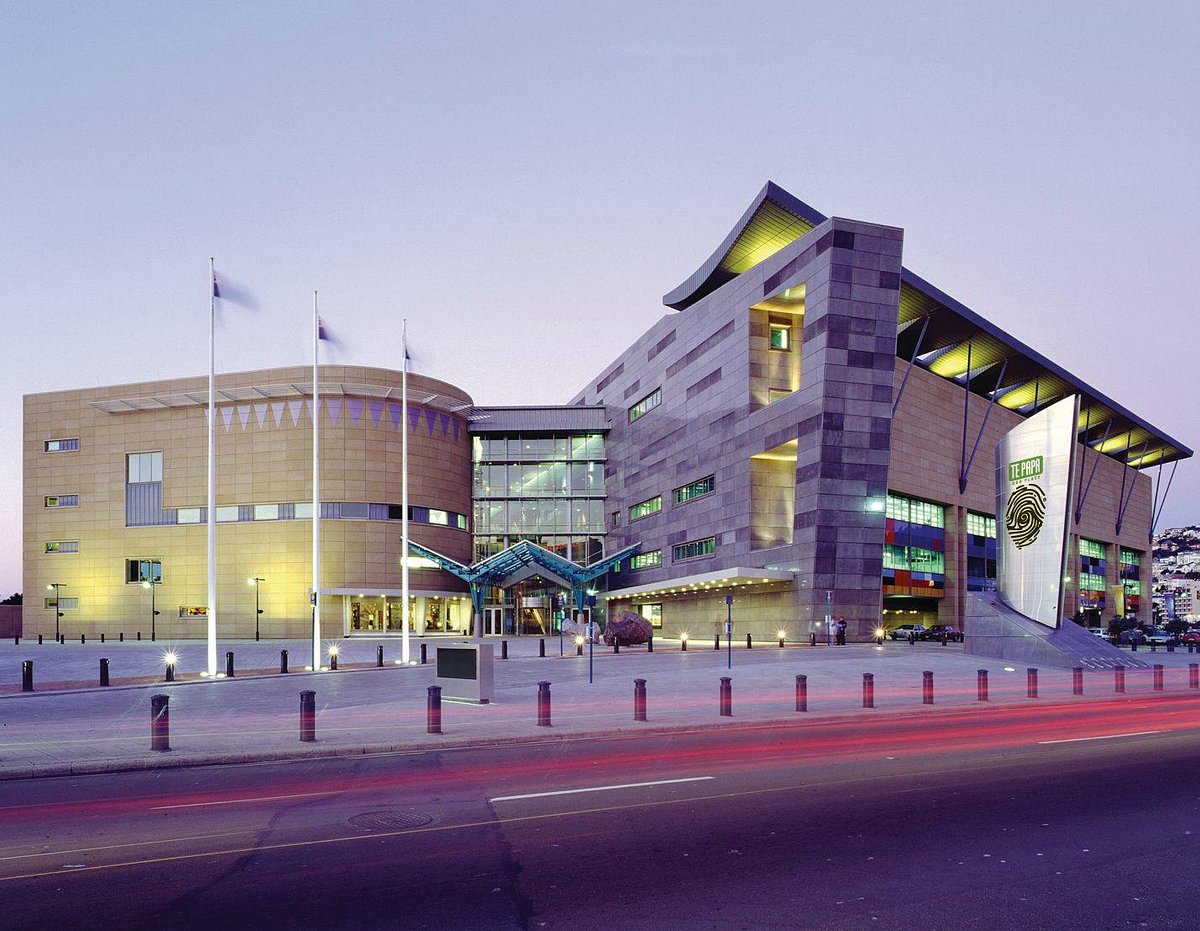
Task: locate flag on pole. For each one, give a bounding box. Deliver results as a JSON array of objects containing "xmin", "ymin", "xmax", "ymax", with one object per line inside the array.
[
  {"xmin": 211, "ymin": 271, "xmax": 221, "ymax": 298},
  {"xmin": 211, "ymin": 269, "xmax": 258, "ymax": 309}
]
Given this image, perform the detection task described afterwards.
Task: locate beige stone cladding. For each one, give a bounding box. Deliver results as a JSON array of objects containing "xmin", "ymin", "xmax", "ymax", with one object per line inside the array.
[
  {"xmin": 890, "ymin": 363, "xmax": 1152, "ymax": 626},
  {"xmin": 24, "ymin": 365, "xmax": 473, "ymax": 638}
]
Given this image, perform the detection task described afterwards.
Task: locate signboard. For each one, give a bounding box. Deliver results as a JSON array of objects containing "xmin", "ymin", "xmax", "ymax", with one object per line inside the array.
[
  {"xmin": 995, "ymin": 395, "xmax": 1079, "ymax": 628},
  {"xmin": 434, "ymin": 643, "xmax": 494, "ymax": 703}
]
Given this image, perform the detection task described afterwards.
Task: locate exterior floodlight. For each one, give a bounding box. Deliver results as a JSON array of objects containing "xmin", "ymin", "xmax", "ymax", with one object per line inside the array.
[
  {"xmin": 574, "ymin": 635, "xmax": 585, "ymax": 646},
  {"xmin": 328, "ymin": 645, "xmax": 339, "ymax": 656},
  {"xmin": 164, "ymin": 651, "xmax": 178, "ymax": 665}
]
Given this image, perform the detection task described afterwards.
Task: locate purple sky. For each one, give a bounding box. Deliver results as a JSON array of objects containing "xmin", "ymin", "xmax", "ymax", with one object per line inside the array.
[{"xmin": 2, "ymin": 2, "xmax": 1197, "ymax": 594}]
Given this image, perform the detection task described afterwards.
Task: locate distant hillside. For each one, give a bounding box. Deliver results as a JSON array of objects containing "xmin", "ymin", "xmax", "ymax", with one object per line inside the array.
[{"xmin": 1153, "ymin": 526, "xmax": 1200, "ymax": 577}]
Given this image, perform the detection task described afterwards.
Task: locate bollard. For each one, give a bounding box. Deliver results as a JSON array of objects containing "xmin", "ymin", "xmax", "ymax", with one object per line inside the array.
[
  {"xmin": 100, "ymin": 633, "xmax": 105, "ymax": 643},
  {"xmin": 427, "ymin": 685, "xmax": 443, "ymax": 734},
  {"xmin": 795, "ymin": 674, "xmax": 808, "ymax": 712},
  {"xmin": 81, "ymin": 634, "xmax": 86, "ymax": 645},
  {"xmin": 633, "ymin": 678, "xmax": 647, "ymax": 721},
  {"xmin": 13, "ymin": 636, "xmax": 17, "ymax": 646},
  {"xmin": 280, "ymin": 649, "xmax": 289, "ymax": 674},
  {"xmin": 647, "ymin": 635, "xmax": 653, "ymax": 654},
  {"xmin": 60, "ymin": 634, "xmax": 65, "ymax": 644},
  {"xmin": 719, "ymin": 676, "xmax": 732, "ymax": 716},
  {"xmin": 576, "ymin": 640, "xmax": 583, "ymax": 656},
  {"xmin": 119, "ymin": 632, "xmax": 124, "ymax": 642},
  {"xmin": 100, "ymin": 657, "xmax": 110, "ymax": 686},
  {"xmin": 681, "ymin": 637, "xmax": 687, "ymax": 652},
  {"xmin": 714, "ymin": 635, "xmax": 720, "ymax": 651},
  {"xmin": 922, "ymin": 670, "xmax": 934, "ymax": 705},
  {"xmin": 299, "ymin": 690, "xmax": 316, "ymax": 742},
  {"xmin": 862, "ymin": 672, "xmax": 875, "ymax": 708},
  {"xmin": 537, "ymin": 681, "xmax": 552, "ymax": 727},
  {"xmin": 1115, "ymin": 665, "xmax": 1125, "ymax": 693},
  {"xmin": 746, "ymin": 633, "xmax": 753, "ymax": 650},
  {"xmin": 1072, "ymin": 667, "xmax": 1084, "ymax": 696},
  {"xmin": 1154, "ymin": 664, "xmax": 1164, "ymax": 692},
  {"xmin": 1168, "ymin": 643, "xmax": 1175, "ymax": 653},
  {"xmin": 165, "ymin": 660, "xmax": 175, "ymax": 682},
  {"xmin": 1027, "ymin": 667, "xmax": 1039, "ymax": 698},
  {"xmin": 1190, "ymin": 663, "xmax": 1200, "ymax": 690},
  {"xmin": 1131, "ymin": 641, "xmax": 1138, "ymax": 652},
  {"xmin": 377, "ymin": 645, "xmax": 385, "ymax": 668},
  {"xmin": 38, "ymin": 634, "xmax": 43, "ymax": 645},
  {"xmin": 501, "ymin": 640, "xmax": 508, "ymax": 660},
  {"xmin": 977, "ymin": 669, "xmax": 989, "ymax": 702},
  {"xmin": 810, "ymin": 633, "xmax": 817, "ymax": 647},
  {"xmin": 539, "ymin": 638, "xmax": 546, "ymax": 658},
  {"xmin": 21, "ymin": 660, "xmax": 33, "ymax": 692},
  {"xmin": 225, "ymin": 651, "xmax": 235, "ymax": 677},
  {"xmin": 420, "ymin": 642, "xmax": 428, "ymax": 665},
  {"xmin": 940, "ymin": 633, "xmax": 947, "ymax": 646},
  {"xmin": 1151, "ymin": 642, "xmax": 1157, "ymax": 653},
  {"xmin": 779, "ymin": 635, "xmax": 786, "ymax": 649},
  {"xmin": 1189, "ymin": 643, "xmax": 1196, "ymax": 654},
  {"xmin": 150, "ymin": 694, "xmax": 170, "ymax": 751},
  {"xmin": 614, "ymin": 640, "xmax": 620, "ymax": 655},
  {"xmin": 137, "ymin": 631, "xmax": 141, "ymax": 641},
  {"xmin": 330, "ymin": 652, "xmax": 338, "ymax": 671}
]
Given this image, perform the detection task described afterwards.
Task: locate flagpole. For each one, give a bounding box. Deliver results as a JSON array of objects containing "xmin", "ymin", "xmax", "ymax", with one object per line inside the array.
[
  {"xmin": 312, "ymin": 292, "xmax": 322, "ymax": 672},
  {"xmin": 401, "ymin": 318, "xmax": 411, "ymax": 664},
  {"xmin": 206, "ymin": 258, "xmax": 218, "ymax": 677}
]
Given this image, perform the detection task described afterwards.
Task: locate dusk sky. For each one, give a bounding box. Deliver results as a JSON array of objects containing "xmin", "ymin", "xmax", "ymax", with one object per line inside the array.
[{"xmin": 2, "ymin": 1, "xmax": 1196, "ymax": 594}]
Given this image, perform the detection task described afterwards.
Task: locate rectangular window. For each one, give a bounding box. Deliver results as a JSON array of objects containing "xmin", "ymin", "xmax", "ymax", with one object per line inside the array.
[
  {"xmin": 674, "ymin": 475, "xmax": 715, "ymax": 505},
  {"xmin": 176, "ymin": 508, "xmax": 202, "ymax": 524},
  {"xmin": 629, "ymin": 495, "xmax": 662, "ymax": 521},
  {"xmin": 768, "ymin": 388, "xmax": 791, "ymax": 404},
  {"xmin": 673, "ymin": 537, "xmax": 716, "ymax": 561},
  {"xmin": 45, "ymin": 541, "xmax": 79, "ymax": 554},
  {"xmin": 44, "ymin": 494, "xmax": 80, "ymax": 508},
  {"xmin": 611, "ymin": 510, "xmax": 621, "ymax": 529},
  {"xmin": 428, "ymin": 509, "xmax": 449, "ymax": 526},
  {"xmin": 630, "ymin": 550, "xmax": 662, "ymax": 570},
  {"xmin": 215, "ymin": 505, "xmax": 239, "ymax": 522},
  {"xmin": 178, "ymin": 605, "xmax": 208, "ymax": 618},
  {"xmin": 126, "ymin": 558, "xmax": 162, "ymax": 583},
  {"xmin": 966, "ymin": 512, "xmax": 996, "ymax": 538},
  {"xmin": 769, "ymin": 322, "xmax": 791, "ymax": 350},
  {"xmin": 44, "ymin": 438, "xmax": 79, "ymax": 452},
  {"xmin": 253, "ymin": 504, "xmax": 279, "ymax": 521},
  {"xmin": 126, "ymin": 451, "xmax": 163, "ymax": 483},
  {"xmin": 628, "ymin": 387, "xmax": 661, "ymax": 423},
  {"xmin": 638, "ymin": 603, "xmax": 663, "ymax": 629},
  {"xmin": 1079, "ymin": 538, "xmax": 1106, "ymax": 559},
  {"xmin": 44, "ymin": 596, "xmax": 79, "ymax": 610},
  {"xmin": 294, "ymin": 502, "xmax": 314, "ymax": 519},
  {"xmin": 886, "ymin": 493, "xmax": 944, "ymax": 529}
]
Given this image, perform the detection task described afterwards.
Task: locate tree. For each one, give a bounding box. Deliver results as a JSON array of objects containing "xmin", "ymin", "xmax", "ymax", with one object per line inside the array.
[{"xmin": 0, "ymin": 592, "xmax": 21, "ymax": 606}]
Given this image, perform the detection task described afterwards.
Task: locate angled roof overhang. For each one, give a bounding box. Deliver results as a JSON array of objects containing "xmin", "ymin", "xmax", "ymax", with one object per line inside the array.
[
  {"xmin": 408, "ymin": 540, "xmax": 642, "ymax": 592},
  {"xmin": 661, "ymin": 181, "xmax": 1191, "ymax": 471}
]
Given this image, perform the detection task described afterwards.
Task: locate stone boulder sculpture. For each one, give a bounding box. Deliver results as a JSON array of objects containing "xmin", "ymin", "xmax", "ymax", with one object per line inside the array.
[{"xmin": 603, "ymin": 609, "xmax": 653, "ymax": 646}]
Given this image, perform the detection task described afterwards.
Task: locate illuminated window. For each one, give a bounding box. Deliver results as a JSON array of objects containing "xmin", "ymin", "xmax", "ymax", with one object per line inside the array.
[
  {"xmin": 177, "ymin": 508, "xmax": 202, "ymax": 524},
  {"xmin": 44, "ymin": 596, "xmax": 78, "ymax": 610},
  {"xmin": 628, "ymin": 388, "xmax": 661, "ymax": 423},
  {"xmin": 629, "ymin": 496, "xmax": 662, "ymax": 522},
  {"xmin": 178, "ymin": 605, "xmax": 208, "ymax": 618},
  {"xmin": 639, "ymin": 603, "xmax": 663, "ymax": 629},
  {"xmin": 253, "ymin": 504, "xmax": 279, "ymax": 521},
  {"xmin": 966, "ymin": 512, "xmax": 996, "ymax": 538},
  {"xmin": 44, "ymin": 541, "xmax": 79, "ymax": 554},
  {"xmin": 769, "ymin": 323, "xmax": 791, "ymax": 350},
  {"xmin": 215, "ymin": 506, "xmax": 239, "ymax": 522},
  {"xmin": 1079, "ymin": 538, "xmax": 1106, "ymax": 559},
  {"xmin": 125, "ymin": 558, "xmax": 162, "ymax": 583},
  {"xmin": 126, "ymin": 451, "xmax": 163, "ymax": 483},
  {"xmin": 674, "ymin": 475, "xmax": 715, "ymax": 505},
  {"xmin": 768, "ymin": 388, "xmax": 791, "ymax": 404},
  {"xmin": 673, "ymin": 537, "xmax": 716, "ymax": 561},
  {"xmin": 44, "ymin": 494, "xmax": 79, "ymax": 508},
  {"xmin": 44, "ymin": 438, "xmax": 79, "ymax": 452},
  {"xmin": 630, "ymin": 550, "xmax": 662, "ymax": 570}
]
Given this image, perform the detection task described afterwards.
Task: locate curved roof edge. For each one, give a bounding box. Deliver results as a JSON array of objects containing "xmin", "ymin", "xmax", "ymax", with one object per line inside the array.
[{"xmin": 663, "ymin": 181, "xmax": 828, "ymax": 310}]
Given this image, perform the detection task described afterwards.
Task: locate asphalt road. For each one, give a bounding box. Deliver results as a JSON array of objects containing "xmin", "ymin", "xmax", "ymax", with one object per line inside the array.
[{"xmin": 3, "ymin": 694, "xmax": 1199, "ymax": 929}]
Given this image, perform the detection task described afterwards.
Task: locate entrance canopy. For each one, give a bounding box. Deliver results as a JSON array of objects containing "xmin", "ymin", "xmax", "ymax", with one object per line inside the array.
[{"xmin": 409, "ymin": 539, "xmax": 642, "ymax": 616}]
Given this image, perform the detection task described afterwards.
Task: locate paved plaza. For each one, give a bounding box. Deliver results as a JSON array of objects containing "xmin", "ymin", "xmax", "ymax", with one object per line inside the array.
[{"xmin": 1, "ymin": 635, "xmax": 1197, "ymax": 780}]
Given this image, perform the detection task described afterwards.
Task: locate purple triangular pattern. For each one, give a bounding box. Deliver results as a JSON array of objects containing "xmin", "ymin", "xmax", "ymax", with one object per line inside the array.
[
  {"xmin": 424, "ymin": 409, "xmax": 436, "ymax": 436},
  {"xmin": 255, "ymin": 403, "xmax": 268, "ymax": 428},
  {"xmin": 238, "ymin": 405, "xmax": 252, "ymax": 430},
  {"xmin": 439, "ymin": 412, "xmax": 450, "ymax": 437},
  {"xmin": 451, "ymin": 418, "xmax": 460, "ymax": 443},
  {"xmin": 221, "ymin": 407, "xmax": 235, "ymax": 432},
  {"xmin": 272, "ymin": 402, "xmax": 285, "ymax": 427},
  {"xmin": 408, "ymin": 405, "xmax": 421, "ymax": 432},
  {"xmin": 369, "ymin": 400, "xmax": 384, "ymax": 427},
  {"xmin": 306, "ymin": 399, "xmax": 315, "ymax": 422},
  {"xmin": 289, "ymin": 400, "xmax": 304, "ymax": 426},
  {"xmin": 389, "ymin": 403, "xmax": 402, "ymax": 430},
  {"xmin": 328, "ymin": 399, "xmax": 342, "ymax": 425},
  {"xmin": 347, "ymin": 398, "xmax": 363, "ymax": 424}
]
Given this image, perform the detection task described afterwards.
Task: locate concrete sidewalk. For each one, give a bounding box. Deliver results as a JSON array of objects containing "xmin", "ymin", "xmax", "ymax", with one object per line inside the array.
[{"xmin": 0, "ymin": 636, "xmax": 1198, "ymax": 780}]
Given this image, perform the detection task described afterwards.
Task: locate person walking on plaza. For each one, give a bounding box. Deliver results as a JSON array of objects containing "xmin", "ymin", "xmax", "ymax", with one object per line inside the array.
[{"xmin": 835, "ymin": 618, "xmax": 847, "ymax": 646}]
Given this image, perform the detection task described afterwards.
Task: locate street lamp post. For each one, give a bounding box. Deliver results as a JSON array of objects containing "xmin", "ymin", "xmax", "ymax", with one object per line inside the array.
[
  {"xmin": 47, "ymin": 583, "xmax": 64, "ymax": 641},
  {"xmin": 142, "ymin": 577, "xmax": 161, "ymax": 641},
  {"xmin": 248, "ymin": 577, "xmax": 266, "ymax": 641},
  {"xmin": 587, "ymin": 593, "xmax": 597, "ymax": 684},
  {"xmin": 725, "ymin": 594, "xmax": 733, "ymax": 670}
]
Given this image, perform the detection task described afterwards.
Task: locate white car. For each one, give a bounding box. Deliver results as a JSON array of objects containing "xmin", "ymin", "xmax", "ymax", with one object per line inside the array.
[{"xmin": 888, "ymin": 624, "xmax": 927, "ymax": 640}]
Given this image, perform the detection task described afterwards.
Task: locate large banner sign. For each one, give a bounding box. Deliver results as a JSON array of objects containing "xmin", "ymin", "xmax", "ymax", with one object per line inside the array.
[{"xmin": 995, "ymin": 395, "xmax": 1079, "ymax": 628}]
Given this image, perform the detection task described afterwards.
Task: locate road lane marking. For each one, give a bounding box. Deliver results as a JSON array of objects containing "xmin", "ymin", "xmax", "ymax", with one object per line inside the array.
[
  {"xmin": 1038, "ymin": 730, "xmax": 1162, "ymax": 745},
  {"xmin": 150, "ymin": 791, "xmax": 337, "ymax": 811},
  {"xmin": 490, "ymin": 777, "xmax": 713, "ymax": 803}
]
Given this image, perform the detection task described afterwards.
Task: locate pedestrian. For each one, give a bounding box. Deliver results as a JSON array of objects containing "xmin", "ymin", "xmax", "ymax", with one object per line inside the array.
[{"xmin": 836, "ymin": 618, "xmax": 847, "ymax": 646}]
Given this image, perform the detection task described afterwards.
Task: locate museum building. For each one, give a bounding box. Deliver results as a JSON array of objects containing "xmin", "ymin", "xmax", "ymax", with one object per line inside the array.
[{"xmin": 23, "ymin": 183, "xmax": 1190, "ymax": 641}]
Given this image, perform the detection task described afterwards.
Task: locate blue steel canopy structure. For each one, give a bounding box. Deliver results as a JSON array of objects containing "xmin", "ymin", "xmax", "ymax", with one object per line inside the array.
[{"xmin": 408, "ymin": 539, "xmax": 642, "ymax": 620}]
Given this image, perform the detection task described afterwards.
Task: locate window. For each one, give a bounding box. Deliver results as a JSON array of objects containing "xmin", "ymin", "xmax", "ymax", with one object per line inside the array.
[
  {"xmin": 44, "ymin": 596, "xmax": 79, "ymax": 610},
  {"xmin": 674, "ymin": 475, "xmax": 715, "ymax": 505},
  {"xmin": 179, "ymin": 605, "xmax": 208, "ymax": 618},
  {"xmin": 886, "ymin": 493, "xmax": 945, "ymax": 529},
  {"xmin": 428, "ymin": 509, "xmax": 449, "ymax": 526},
  {"xmin": 639, "ymin": 603, "xmax": 663, "ymax": 629},
  {"xmin": 768, "ymin": 388, "xmax": 791, "ymax": 404},
  {"xmin": 177, "ymin": 507, "xmax": 202, "ymax": 524},
  {"xmin": 630, "ymin": 550, "xmax": 662, "ymax": 570},
  {"xmin": 126, "ymin": 558, "xmax": 162, "ymax": 583},
  {"xmin": 629, "ymin": 495, "xmax": 662, "ymax": 522},
  {"xmin": 215, "ymin": 506, "xmax": 239, "ymax": 522},
  {"xmin": 673, "ymin": 537, "xmax": 716, "ymax": 561},
  {"xmin": 1079, "ymin": 538, "xmax": 1107, "ymax": 559},
  {"xmin": 611, "ymin": 510, "xmax": 621, "ymax": 529},
  {"xmin": 44, "ymin": 438, "xmax": 79, "ymax": 452},
  {"xmin": 628, "ymin": 388, "xmax": 661, "ymax": 423},
  {"xmin": 126, "ymin": 451, "xmax": 163, "ymax": 483},
  {"xmin": 253, "ymin": 504, "xmax": 279, "ymax": 521},
  {"xmin": 966, "ymin": 512, "xmax": 996, "ymax": 538},
  {"xmin": 769, "ymin": 323, "xmax": 791, "ymax": 350},
  {"xmin": 45, "ymin": 541, "xmax": 79, "ymax": 554},
  {"xmin": 44, "ymin": 494, "xmax": 80, "ymax": 508}
]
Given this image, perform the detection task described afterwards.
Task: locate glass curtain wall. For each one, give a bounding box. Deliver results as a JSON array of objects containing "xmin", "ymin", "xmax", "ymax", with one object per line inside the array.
[
  {"xmin": 966, "ymin": 511, "xmax": 997, "ymax": 591},
  {"xmin": 883, "ymin": 493, "xmax": 945, "ymax": 598}
]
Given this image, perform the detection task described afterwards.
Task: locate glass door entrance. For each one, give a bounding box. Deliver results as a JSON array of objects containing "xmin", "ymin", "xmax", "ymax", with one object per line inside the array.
[{"xmin": 484, "ymin": 606, "xmax": 503, "ymax": 636}]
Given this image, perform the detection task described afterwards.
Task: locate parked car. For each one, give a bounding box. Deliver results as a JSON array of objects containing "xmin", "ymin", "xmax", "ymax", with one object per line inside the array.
[
  {"xmin": 1118, "ymin": 628, "xmax": 1145, "ymax": 645},
  {"xmin": 888, "ymin": 624, "xmax": 927, "ymax": 641},
  {"xmin": 920, "ymin": 624, "xmax": 963, "ymax": 642},
  {"xmin": 1180, "ymin": 630, "xmax": 1200, "ymax": 645},
  {"xmin": 1087, "ymin": 627, "xmax": 1107, "ymax": 638},
  {"xmin": 1144, "ymin": 629, "xmax": 1175, "ymax": 646}
]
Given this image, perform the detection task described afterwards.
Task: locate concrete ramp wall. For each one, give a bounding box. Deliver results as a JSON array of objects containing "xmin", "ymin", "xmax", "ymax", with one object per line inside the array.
[{"xmin": 964, "ymin": 594, "xmax": 1147, "ymax": 670}]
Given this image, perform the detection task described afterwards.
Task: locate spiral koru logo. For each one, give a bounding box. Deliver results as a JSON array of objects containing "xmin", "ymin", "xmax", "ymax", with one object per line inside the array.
[{"xmin": 1005, "ymin": 483, "xmax": 1046, "ymax": 549}]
